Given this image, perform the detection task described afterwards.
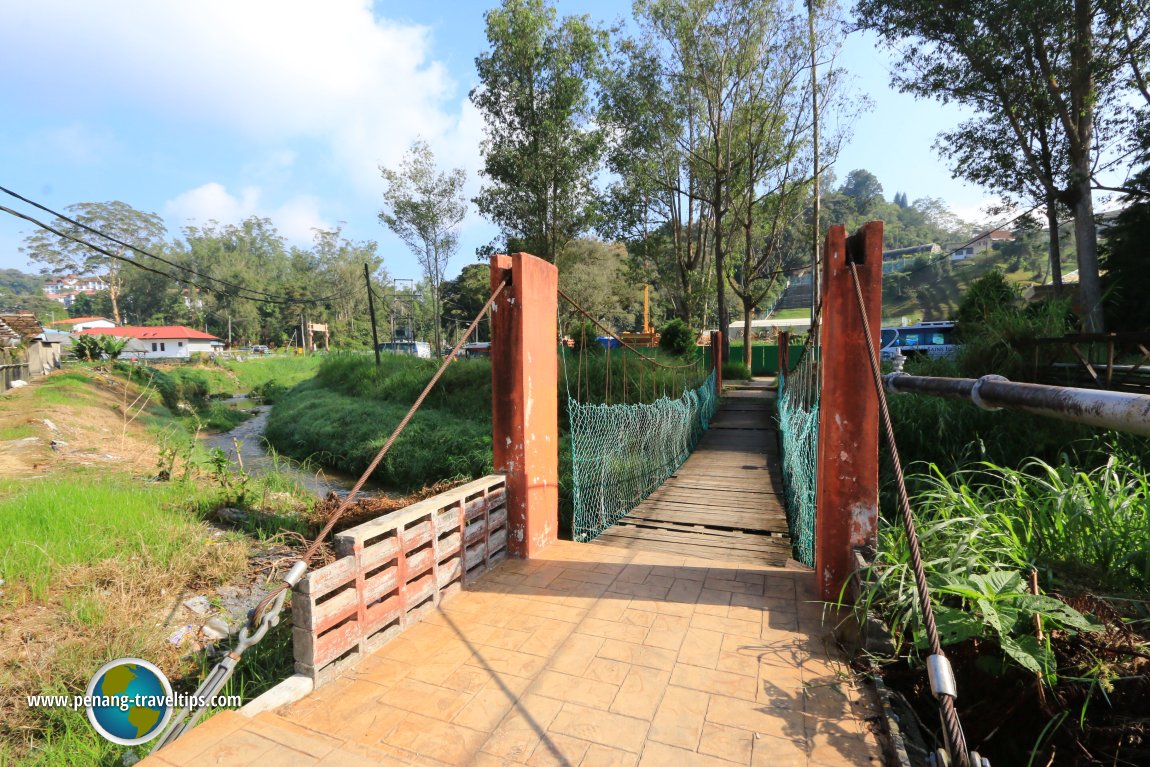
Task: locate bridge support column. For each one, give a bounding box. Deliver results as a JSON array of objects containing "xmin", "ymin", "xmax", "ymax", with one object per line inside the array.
[
  {"xmin": 815, "ymin": 222, "xmax": 882, "ymax": 601},
  {"xmin": 491, "ymin": 252, "xmax": 559, "ymax": 558}
]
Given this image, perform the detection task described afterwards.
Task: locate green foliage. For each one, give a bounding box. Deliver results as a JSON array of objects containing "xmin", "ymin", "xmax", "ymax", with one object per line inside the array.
[
  {"xmin": 1101, "ymin": 168, "xmax": 1150, "ymax": 331},
  {"xmin": 854, "ymin": 457, "xmax": 1150, "ymax": 681},
  {"xmin": 951, "ymin": 270, "xmax": 1074, "ymax": 381},
  {"xmin": 263, "ymin": 355, "xmax": 495, "ymax": 489},
  {"xmin": 264, "ymin": 381, "xmax": 492, "ymax": 490},
  {"xmin": 721, "ymin": 362, "xmax": 752, "ymax": 381},
  {"xmin": 69, "ymin": 334, "xmax": 128, "ymax": 361},
  {"xmin": 379, "ymin": 139, "xmax": 467, "ymax": 357},
  {"xmin": 658, "ymin": 318, "xmax": 694, "ymax": 356},
  {"xmin": 471, "ymin": 0, "xmax": 608, "ymax": 262},
  {"xmin": 567, "ymin": 320, "xmax": 599, "ymax": 351},
  {"xmin": 954, "ymin": 269, "xmax": 1018, "ymax": 329},
  {"xmin": 0, "ymin": 472, "xmax": 227, "ymax": 603},
  {"xmin": 20, "ymin": 200, "xmax": 167, "ymax": 325},
  {"xmin": 558, "ymin": 239, "xmax": 641, "ymax": 331}
]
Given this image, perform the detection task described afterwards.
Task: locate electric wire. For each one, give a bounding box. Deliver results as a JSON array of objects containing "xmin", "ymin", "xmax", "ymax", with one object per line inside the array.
[{"xmin": 0, "ymin": 186, "xmax": 351, "ymax": 305}]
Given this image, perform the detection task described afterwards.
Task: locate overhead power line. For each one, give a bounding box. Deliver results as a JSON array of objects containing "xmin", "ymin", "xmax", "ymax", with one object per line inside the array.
[
  {"xmin": 0, "ymin": 185, "xmax": 350, "ymax": 306},
  {"xmin": 0, "ymin": 203, "xmax": 359, "ymax": 308}
]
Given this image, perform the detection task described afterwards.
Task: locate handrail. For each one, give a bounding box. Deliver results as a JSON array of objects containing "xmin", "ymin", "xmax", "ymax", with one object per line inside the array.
[{"xmin": 883, "ymin": 373, "xmax": 1150, "ymax": 437}]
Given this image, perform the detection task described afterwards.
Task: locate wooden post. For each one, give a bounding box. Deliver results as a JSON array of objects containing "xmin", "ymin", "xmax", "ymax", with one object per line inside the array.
[
  {"xmin": 490, "ymin": 253, "xmax": 559, "ymax": 558},
  {"xmin": 776, "ymin": 330, "xmax": 790, "ymax": 399},
  {"xmin": 710, "ymin": 330, "xmax": 723, "ymax": 394},
  {"xmin": 814, "ymin": 222, "xmax": 882, "ymax": 601}
]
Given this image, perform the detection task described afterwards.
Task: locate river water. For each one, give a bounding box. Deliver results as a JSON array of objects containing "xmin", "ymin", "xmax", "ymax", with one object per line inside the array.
[{"xmin": 201, "ymin": 396, "xmax": 385, "ymax": 498}]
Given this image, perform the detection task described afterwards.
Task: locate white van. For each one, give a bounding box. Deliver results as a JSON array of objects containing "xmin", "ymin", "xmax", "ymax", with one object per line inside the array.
[
  {"xmin": 880, "ymin": 321, "xmax": 959, "ymax": 361},
  {"xmin": 377, "ymin": 341, "xmax": 432, "ymax": 358}
]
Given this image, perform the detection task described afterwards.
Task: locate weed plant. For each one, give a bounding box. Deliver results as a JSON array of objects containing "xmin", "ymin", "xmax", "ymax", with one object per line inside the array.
[{"xmin": 859, "ymin": 455, "xmax": 1149, "ymax": 683}]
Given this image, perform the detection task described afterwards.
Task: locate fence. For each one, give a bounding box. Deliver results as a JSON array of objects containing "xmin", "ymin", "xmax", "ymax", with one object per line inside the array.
[
  {"xmin": 291, "ymin": 475, "xmax": 508, "ymax": 684},
  {"xmin": 1019, "ymin": 333, "xmax": 1150, "ymax": 393},
  {"xmin": 0, "ymin": 361, "xmax": 29, "ymax": 390}
]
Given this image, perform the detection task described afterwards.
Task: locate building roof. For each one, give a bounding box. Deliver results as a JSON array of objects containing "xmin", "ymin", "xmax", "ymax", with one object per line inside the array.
[
  {"xmin": 76, "ymin": 325, "xmax": 222, "ymax": 341},
  {"xmin": 48, "ymin": 316, "xmax": 113, "ymax": 326},
  {"xmin": 0, "ymin": 312, "xmax": 46, "ymax": 342}
]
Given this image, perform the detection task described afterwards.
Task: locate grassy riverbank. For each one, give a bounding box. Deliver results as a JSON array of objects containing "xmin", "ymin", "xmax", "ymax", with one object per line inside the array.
[
  {"xmin": 0, "ymin": 367, "xmax": 314, "ymax": 765},
  {"xmin": 265, "ymin": 354, "xmax": 494, "ymax": 489}
]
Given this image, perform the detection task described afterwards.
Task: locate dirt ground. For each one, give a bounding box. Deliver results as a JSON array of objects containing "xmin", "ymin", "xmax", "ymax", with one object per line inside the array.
[{"xmin": 0, "ymin": 368, "xmax": 167, "ymax": 477}]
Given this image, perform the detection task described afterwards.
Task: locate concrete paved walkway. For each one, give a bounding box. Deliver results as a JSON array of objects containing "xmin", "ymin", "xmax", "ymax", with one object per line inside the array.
[{"xmin": 146, "ymin": 542, "xmax": 882, "ymax": 767}]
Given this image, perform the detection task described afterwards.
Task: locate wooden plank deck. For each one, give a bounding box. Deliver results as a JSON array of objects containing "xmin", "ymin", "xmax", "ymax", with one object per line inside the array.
[{"xmin": 593, "ymin": 383, "xmax": 795, "ymax": 566}]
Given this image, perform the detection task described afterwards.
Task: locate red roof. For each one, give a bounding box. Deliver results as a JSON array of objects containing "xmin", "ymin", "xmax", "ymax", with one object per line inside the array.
[
  {"xmin": 48, "ymin": 316, "xmax": 112, "ymax": 326},
  {"xmin": 76, "ymin": 325, "xmax": 222, "ymax": 341}
]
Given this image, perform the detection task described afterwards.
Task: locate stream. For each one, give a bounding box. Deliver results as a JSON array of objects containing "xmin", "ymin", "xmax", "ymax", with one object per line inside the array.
[{"xmin": 201, "ymin": 396, "xmax": 385, "ymax": 498}]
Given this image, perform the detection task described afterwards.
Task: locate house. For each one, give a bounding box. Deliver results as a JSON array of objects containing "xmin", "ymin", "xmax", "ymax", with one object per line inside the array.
[
  {"xmin": 42, "ymin": 275, "xmax": 108, "ymax": 307},
  {"xmin": 47, "ymin": 316, "xmax": 116, "ymax": 333},
  {"xmin": 75, "ymin": 325, "xmax": 224, "ymax": 359},
  {"xmin": 951, "ymin": 229, "xmax": 1015, "ymax": 261},
  {"xmin": 0, "ymin": 311, "xmax": 63, "ymax": 388}
]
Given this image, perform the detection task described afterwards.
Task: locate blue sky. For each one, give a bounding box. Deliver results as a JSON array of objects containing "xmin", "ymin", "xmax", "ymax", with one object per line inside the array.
[{"xmin": 0, "ymin": 0, "xmax": 1000, "ymax": 284}]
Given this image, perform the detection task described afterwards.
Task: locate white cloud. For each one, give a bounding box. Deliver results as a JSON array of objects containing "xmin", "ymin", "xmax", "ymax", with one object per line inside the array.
[
  {"xmin": 164, "ymin": 182, "xmax": 329, "ymax": 244},
  {"xmin": 165, "ymin": 183, "xmax": 262, "ymax": 226},
  {"xmin": 0, "ymin": 0, "xmax": 480, "ymax": 192}
]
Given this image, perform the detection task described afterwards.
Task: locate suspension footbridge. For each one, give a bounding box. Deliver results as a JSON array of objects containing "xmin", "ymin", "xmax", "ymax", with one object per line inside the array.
[{"xmin": 139, "ymin": 228, "xmax": 1150, "ymax": 767}]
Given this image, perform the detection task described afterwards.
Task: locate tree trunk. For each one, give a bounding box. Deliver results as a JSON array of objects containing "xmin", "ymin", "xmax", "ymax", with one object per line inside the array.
[
  {"xmin": 743, "ymin": 303, "xmax": 753, "ymax": 370},
  {"xmin": 714, "ymin": 179, "xmax": 728, "ymax": 364},
  {"xmin": 1045, "ymin": 197, "xmax": 1063, "ymax": 293},
  {"xmin": 1070, "ymin": 171, "xmax": 1103, "ymax": 331}
]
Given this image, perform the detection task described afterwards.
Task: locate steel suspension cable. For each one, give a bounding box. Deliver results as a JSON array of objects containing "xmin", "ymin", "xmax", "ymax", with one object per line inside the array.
[{"xmin": 847, "ymin": 261, "xmax": 976, "ymax": 767}]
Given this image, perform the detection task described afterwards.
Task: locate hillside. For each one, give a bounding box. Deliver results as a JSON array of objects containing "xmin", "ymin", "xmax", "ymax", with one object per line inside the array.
[
  {"xmin": 881, "ymin": 246, "xmax": 1077, "ymax": 323},
  {"xmin": 768, "ymin": 244, "xmax": 1077, "ymax": 325}
]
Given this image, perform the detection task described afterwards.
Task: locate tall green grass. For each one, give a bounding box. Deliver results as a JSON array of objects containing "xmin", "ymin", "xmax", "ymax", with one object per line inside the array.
[
  {"xmin": 0, "ymin": 473, "xmax": 228, "ymax": 602},
  {"xmin": 862, "ymin": 456, "xmax": 1150, "ymax": 662},
  {"xmin": 265, "ymin": 381, "xmax": 492, "ymax": 490},
  {"xmin": 224, "ymin": 355, "xmax": 324, "ymax": 396}
]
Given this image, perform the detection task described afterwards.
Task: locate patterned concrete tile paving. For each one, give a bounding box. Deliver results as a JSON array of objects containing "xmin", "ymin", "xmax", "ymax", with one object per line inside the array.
[{"xmin": 144, "ymin": 542, "xmax": 882, "ymax": 767}]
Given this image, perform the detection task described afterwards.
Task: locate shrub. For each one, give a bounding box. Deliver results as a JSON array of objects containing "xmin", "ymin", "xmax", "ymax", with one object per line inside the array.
[
  {"xmin": 567, "ymin": 320, "xmax": 600, "ymax": 352},
  {"xmin": 659, "ymin": 318, "xmax": 694, "ymax": 356},
  {"xmin": 721, "ymin": 362, "xmax": 752, "ymax": 381}
]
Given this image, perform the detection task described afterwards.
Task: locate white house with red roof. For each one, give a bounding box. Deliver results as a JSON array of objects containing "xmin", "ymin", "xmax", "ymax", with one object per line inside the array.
[
  {"xmin": 46, "ymin": 316, "xmax": 116, "ymax": 333},
  {"xmin": 75, "ymin": 325, "xmax": 224, "ymax": 359}
]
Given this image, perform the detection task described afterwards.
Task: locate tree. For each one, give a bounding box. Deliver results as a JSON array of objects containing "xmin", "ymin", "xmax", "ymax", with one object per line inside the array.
[
  {"xmin": 21, "ymin": 201, "xmax": 167, "ymax": 325},
  {"xmin": 854, "ymin": 0, "xmax": 1150, "ymax": 332},
  {"xmin": 557, "ymin": 238, "xmax": 640, "ymax": 332},
  {"xmin": 840, "ymin": 169, "xmax": 884, "ymax": 214},
  {"xmin": 379, "ymin": 140, "xmax": 466, "ymax": 357},
  {"xmin": 471, "ymin": 0, "xmax": 607, "ymax": 263},
  {"xmin": 441, "ymin": 264, "xmax": 494, "ymax": 343},
  {"xmin": 1100, "ymin": 167, "xmax": 1150, "ymax": 331}
]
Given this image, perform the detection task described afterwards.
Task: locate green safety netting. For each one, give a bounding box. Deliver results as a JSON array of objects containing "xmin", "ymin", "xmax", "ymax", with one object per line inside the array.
[
  {"xmin": 569, "ymin": 369, "xmax": 718, "ymax": 542},
  {"xmin": 777, "ymin": 346, "xmax": 819, "ymax": 566}
]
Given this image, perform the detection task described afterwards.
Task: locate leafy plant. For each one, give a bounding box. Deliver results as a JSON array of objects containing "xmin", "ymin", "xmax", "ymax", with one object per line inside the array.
[
  {"xmin": 70, "ymin": 334, "xmax": 128, "ymax": 361},
  {"xmin": 929, "ymin": 569, "xmax": 1102, "ymax": 680},
  {"xmin": 659, "ymin": 318, "xmax": 694, "ymax": 356}
]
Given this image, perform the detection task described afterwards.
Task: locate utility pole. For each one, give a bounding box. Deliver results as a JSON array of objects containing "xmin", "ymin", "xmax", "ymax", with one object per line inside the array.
[
  {"xmin": 808, "ymin": 0, "xmax": 822, "ymax": 328},
  {"xmin": 365, "ymin": 263, "xmax": 381, "ymax": 367},
  {"xmin": 300, "ymin": 312, "xmax": 307, "ymax": 355},
  {"xmin": 227, "ymin": 316, "xmax": 232, "ymax": 348}
]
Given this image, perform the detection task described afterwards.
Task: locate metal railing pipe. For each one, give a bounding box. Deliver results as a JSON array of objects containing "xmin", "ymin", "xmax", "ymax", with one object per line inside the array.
[{"xmin": 883, "ymin": 373, "xmax": 1150, "ymax": 437}]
